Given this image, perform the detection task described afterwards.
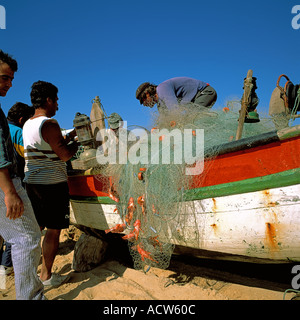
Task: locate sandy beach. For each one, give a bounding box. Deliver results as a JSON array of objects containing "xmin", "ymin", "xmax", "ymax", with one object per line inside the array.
[{"xmin": 0, "ymin": 226, "xmax": 298, "ymax": 301}]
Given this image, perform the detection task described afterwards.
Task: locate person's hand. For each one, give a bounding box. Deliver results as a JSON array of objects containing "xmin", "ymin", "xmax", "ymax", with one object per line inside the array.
[
  {"xmin": 67, "ymin": 129, "xmax": 77, "ymax": 141},
  {"xmin": 4, "ymin": 191, "xmax": 24, "ymax": 220}
]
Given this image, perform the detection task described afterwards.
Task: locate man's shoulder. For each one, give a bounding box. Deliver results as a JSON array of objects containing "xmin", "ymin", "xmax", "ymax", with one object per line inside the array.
[
  {"xmin": 43, "ymin": 117, "xmax": 58, "ymax": 124},
  {"xmin": 8, "ymin": 123, "xmax": 22, "ymax": 140},
  {"xmin": 41, "ymin": 118, "xmax": 62, "ymax": 141},
  {"xmin": 158, "ymin": 78, "xmax": 174, "ymax": 87},
  {"xmin": 8, "ymin": 122, "xmax": 21, "ymax": 131},
  {"xmin": 42, "ymin": 118, "xmax": 60, "ymax": 128},
  {"xmin": 158, "ymin": 77, "xmax": 191, "ymax": 90}
]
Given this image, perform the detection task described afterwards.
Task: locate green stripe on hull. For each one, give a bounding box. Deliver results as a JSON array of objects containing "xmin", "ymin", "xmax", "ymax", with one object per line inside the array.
[
  {"xmin": 183, "ymin": 168, "xmax": 300, "ymax": 201},
  {"xmin": 70, "ymin": 168, "xmax": 300, "ymax": 204},
  {"xmin": 70, "ymin": 196, "xmax": 116, "ymax": 204}
]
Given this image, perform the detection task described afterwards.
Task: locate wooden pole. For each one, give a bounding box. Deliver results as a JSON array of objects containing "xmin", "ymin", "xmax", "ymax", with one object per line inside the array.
[
  {"xmin": 90, "ymin": 96, "xmax": 106, "ymax": 136},
  {"xmin": 90, "ymin": 96, "xmax": 107, "ymax": 149},
  {"xmin": 235, "ymin": 70, "xmax": 253, "ymax": 140}
]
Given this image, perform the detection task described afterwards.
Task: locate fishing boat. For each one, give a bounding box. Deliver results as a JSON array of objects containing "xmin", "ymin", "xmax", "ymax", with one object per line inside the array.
[
  {"xmin": 68, "ymin": 124, "xmax": 300, "ymax": 263},
  {"xmin": 68, "ymin": 72, "xmax": 300, "ymax": 264}
]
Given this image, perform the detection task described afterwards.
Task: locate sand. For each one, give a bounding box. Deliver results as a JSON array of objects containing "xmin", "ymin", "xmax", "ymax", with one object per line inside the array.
[{"xmin": 0, "ymin": 226, "xmax": 298, "ymax": 301}]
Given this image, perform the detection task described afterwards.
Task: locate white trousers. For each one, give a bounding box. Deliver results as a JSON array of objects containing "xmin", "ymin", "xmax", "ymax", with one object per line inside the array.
[{"xmin": 0, "ymin": 178, "xmax": 44, "ymax": 300}]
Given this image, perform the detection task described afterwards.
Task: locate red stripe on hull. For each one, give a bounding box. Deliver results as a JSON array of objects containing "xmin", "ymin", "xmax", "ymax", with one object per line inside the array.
[
  {"xmin": 68, "ymin": 137, "xmax": 300, "ymax": 197},
  {"xmin": 68, "ymin": 174, "xmax": 110, "ymax": 197},
  {"xmin": 190, "ymin": 137, "xmax": 300, "ymax": 188}
]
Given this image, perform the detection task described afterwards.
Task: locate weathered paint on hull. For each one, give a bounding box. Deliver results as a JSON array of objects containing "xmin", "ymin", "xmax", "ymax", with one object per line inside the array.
[
  {"xmin": 70, "ymin": 183, "xmax": 300, "ymax": 262},
  {"xmin": 68, "ymin": 129, "xmax": 300, "ymax": 262}
]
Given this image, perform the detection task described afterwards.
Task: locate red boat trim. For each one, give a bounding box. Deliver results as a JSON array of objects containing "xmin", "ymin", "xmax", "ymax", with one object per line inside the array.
[
  {"xmin": 68, "ymin": 136, "xmax": 300, "ymax": 197},
  {"xmin": 189, "ymin": 136, "xmax": 300, "ymax": 189},
  {"xmin": 70, "ymin": 167, "xmax": 300, "ymax": 203},
  {"xmin": 68, "ymin": 174, "xmax": 110, "ymax": 198}
]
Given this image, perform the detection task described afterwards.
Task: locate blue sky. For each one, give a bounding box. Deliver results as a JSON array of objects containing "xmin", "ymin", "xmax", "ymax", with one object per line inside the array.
[{"xmin": 0, "ymin": 0, "xmax": 299, "ymax": 130}]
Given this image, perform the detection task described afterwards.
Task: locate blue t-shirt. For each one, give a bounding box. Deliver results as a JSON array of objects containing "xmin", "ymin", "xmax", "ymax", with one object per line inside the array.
[
  {"xmin": 8, "ymin": 122, "xmax": 25, "ymax": 180},
  {"xmin": 156, "ymin": 77, "xmax": 208, "ymax": 111}
]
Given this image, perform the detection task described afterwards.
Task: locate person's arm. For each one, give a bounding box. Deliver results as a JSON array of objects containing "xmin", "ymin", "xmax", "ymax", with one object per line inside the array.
[
  {"xmin": 0, "ymin": 168, "xmax": 24, "ymax": 220},
  {"xmin": 0, "ymin": 117, "xmax": 24, "ymax": 219},
  {"xmin": 41, "ymin": 120, "xmax": 78, "ymax": 162},
  {"xmin": 157, "ymin": 82, "xmax": 178, "ymax": 109}
]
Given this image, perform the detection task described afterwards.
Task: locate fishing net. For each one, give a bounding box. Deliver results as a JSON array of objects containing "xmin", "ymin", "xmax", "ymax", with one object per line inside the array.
[{"xmin": 91, "ymin": 100, "xmax": 276, "ymax": 271}]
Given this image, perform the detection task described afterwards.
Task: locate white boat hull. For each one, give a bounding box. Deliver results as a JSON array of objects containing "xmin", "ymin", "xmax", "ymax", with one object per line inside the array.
[{"xmin": 70, "ymin": 183, "xmax": 300, "ymax": 262}]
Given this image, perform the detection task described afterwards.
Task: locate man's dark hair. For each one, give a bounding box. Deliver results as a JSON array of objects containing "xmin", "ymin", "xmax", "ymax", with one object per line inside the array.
[
  {"xmin": 0, "ymin": 50, "xmax": 18, "ymax": 72},
  {"xmin": 7, "ymin": 102, "xmax": 34, "ymax": 124},
  {"xmin": 30, "ymin": 81, "xmax": 58, "ymax": 109}
]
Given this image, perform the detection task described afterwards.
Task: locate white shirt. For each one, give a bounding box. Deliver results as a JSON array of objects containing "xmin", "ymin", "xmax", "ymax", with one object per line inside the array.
[{"xmin": 23, "ymin": 116, "xmax": 67, "ymax": 184}]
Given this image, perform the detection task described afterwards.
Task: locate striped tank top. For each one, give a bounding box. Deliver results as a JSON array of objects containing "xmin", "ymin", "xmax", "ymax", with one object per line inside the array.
[{"xmin": 23, "ymin": 116, "xmax": 67, "ymax": 184}]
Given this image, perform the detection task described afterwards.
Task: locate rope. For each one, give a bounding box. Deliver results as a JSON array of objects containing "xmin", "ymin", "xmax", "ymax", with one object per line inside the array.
[
  {"xmin": 92, "ymin": 97, "xmax": 109, "ymax": 122},
  {"xmin": 289, "ymin": 87, "xmax": 300, "ymax": 125},
  {"xmin": 283, "ymin": 288, "xmax": 300, "ymax": 300},
  {"xmin": 276, "ymin": 74, "xmax": 291, "ymax": 109}
]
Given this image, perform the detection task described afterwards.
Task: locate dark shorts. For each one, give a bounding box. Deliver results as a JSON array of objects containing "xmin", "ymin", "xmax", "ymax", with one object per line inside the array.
[{"xmin": 25, "ymin": 182, "xmax": 70, "ymax": 230}]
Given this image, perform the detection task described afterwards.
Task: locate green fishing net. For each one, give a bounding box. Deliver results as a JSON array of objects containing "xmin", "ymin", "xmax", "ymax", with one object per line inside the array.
[{"xmin": 92, "ymin": 100, "xmax": 276, "ymax": 270}]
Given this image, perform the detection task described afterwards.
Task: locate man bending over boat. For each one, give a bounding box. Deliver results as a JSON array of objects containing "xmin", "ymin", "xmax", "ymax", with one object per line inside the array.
[{"xmin": 136, "ymin": 77, "xmax": 217, "ymax": 113}]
